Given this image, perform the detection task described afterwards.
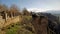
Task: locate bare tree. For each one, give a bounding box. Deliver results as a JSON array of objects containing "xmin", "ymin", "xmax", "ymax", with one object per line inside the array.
[
  {"xmin": 10, "ymin": 4, "xmax": 20, "ymax": 17},
  {"xmin": 0, "ymin": 4, "xmax": 8, "ymax": 12},
  {"xmin": 22, "ymin": 8, "xmax": 30, "ymax": 16},
  {"xmin": 0, "ymin": 4, "xmax": 9, "ymax": 21}
]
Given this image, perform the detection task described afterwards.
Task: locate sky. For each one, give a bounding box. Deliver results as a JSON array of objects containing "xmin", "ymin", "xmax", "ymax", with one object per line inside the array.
[{"xmin": 0, "ymin": 0, "xmax": 60, "ymax": 12}]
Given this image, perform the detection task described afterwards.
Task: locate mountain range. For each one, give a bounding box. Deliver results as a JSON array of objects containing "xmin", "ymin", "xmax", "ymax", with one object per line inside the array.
[{"xmin": 44, "ymin": 10, "xmax": 60, "ymax": 14}]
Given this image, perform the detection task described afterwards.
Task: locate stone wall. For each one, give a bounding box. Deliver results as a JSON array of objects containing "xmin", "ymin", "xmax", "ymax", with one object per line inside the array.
[
  {"xmin": 0, "ymin": 16, "xmax": 22, "ymax": 28},
  {"xmin": 0, "ymin": 19, "xmax": 5, "ymax": 28}
]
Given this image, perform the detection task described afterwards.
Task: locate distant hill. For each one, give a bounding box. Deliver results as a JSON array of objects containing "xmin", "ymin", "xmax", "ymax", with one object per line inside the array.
[
  {"xmin": 39, "ymin": 10, "xmax": 60, "ymax": 23},
  {"xmin": 44, "ymin": 10, "xmax": 60, "ymax": 14},
  {"xmin": 37, "ymin": 13, "xmax": 58, "ymax": 22}
]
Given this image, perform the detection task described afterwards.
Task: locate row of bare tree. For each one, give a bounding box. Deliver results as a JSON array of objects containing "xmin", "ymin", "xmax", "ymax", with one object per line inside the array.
[{"xmin": 0, "ymin": 4, "xmax": 31, "ymax": 17}]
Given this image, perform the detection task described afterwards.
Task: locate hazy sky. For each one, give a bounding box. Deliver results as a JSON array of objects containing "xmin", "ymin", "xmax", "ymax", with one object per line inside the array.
[{"xmin": 0, "ymin": 0, "xmax": 60, "ymax": 12}]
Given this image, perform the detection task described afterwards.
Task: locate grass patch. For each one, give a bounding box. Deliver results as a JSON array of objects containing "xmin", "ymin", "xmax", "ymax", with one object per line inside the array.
[{"xmin": 6, "ymin": 24, "xmax": 20, "ymax": 34}]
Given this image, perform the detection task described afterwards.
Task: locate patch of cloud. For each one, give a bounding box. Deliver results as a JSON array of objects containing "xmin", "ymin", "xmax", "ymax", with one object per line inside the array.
[{"xmin": 27, "ymin": 8, "xmax": 60, "ymax": 12}]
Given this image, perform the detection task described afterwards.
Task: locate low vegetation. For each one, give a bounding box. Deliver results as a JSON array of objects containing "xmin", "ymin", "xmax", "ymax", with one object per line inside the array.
[{"xmin": 2, "ymin": 16, "xmax": 34, "ymax": 34}]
